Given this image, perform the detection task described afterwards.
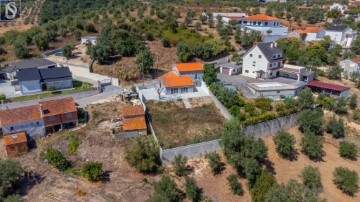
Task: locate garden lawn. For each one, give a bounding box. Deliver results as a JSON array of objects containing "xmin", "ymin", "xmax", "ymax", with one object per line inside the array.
[
  {"xmin": 146, "ymin": 99, "xmax": 225, "ymax": 149},
  {"xmin": 9, "ymin": 87, "xmax": 97, "ymax": 103}
]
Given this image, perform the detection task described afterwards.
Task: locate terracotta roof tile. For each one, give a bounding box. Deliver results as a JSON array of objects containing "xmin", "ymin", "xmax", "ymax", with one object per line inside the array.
[
  {"xmin": 175, "ymin": 62, "xmax": 204, "ymax": 72},
  {"xmin": 351, "ymin": 57, "xmax": 360, "ymax": 63},
  {"xmin": 0, "ymin": 105, "xmax": 41, "ymax": 126},
  {"xmin": 295, "ymin": 29, "xmax": 306, "ymax": 34},
  {"xmin": 121, "ymin": 105, "xmax": 145, "ymax": 118},
  {"xmin": 123, "ymin": 117, "xmax": 147, "ymax": 131},
  {"xmin": 39, "ymin": 97, "xmax": 77, "ymax": 117},
  {"xmin": 243, "ymin": 14, "xmax": 279, "ymax": 21},
  {"xmin": 158, "ymin": 72, "xmax": 194, "ymax": 88},
  {"xmin": 3, "ymin": 132, "xmax": 27, "ymax": 146},
  {"xmin": 304, "ymin": 26, "xmax": 322, "ymax": 33}
]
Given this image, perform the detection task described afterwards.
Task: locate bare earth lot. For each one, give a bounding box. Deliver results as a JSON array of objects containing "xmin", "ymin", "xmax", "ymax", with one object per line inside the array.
[{"xmin": 146, "ymin": 97, "xmax": 225, "ymax": 149}]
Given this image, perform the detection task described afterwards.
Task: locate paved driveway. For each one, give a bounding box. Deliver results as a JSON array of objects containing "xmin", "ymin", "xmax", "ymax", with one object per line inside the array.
[{"xmin": 0, "ymin": 79, "xmax": 17, "ymax": 98}]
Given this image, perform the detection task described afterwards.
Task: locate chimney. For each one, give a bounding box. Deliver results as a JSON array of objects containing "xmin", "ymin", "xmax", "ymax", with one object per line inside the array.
[
  {"xmin": 274, "ymin": 42, "xmax": 277, "ymax": 47},
  {"xmin": 39, "ymin": 104, "xmax": 44, "ymax": 118},
  {"xmin": 270, "ymin": 43, "xmax": 274, "ymax": 48}
]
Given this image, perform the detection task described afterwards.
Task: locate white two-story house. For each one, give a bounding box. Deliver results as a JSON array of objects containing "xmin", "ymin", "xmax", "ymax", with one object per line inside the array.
[
  {"xmin": 236, "ymin": 14, "xmax": 288, "ymax": 36},
  {"xmin": 242, "ymin": 42, "xmax": 284, "ymax": 79},
  {"xmin": 325, "ymin": 26, "xmax": 357, "ymax": 48},
  {"xmin": 158, "ymin": 62, "xmax": 204, "ymax": 95}
]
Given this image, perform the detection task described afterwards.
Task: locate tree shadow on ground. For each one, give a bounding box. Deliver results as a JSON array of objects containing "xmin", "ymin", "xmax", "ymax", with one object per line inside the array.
[{"xmin": 17, "ymin": 171, "xmax": 45, "ymax": 196}]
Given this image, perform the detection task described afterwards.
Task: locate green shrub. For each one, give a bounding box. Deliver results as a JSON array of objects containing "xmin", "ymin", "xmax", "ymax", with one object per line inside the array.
[
  {"xmin": 3, "ymin": 195, "xmax": 22, "ymax": 202},
  {"xmin": 77, "ymin": 108, "xmax": 87, "ymax": 123},
  {"xmin": 273, "ymin": 131, "xmax": 296, "ymax": 158},
  {"xmin": 326, "ymin": 116, "xmax": 344, "ymax": 138},
  {"xmin": 333, "ymin": 167, "xmax": 359, "ymax": 195},
  {"xmin": 301, "ymin": 132, "xmax": 325, "ymax": 160},
  {"xmin": 67, "ymin": 135, "xmax": 80, "ymax": 155},
  {"xmin": 266, "ymin": 180, "xmax": 325, "ymax": 201},
  {"xmin": 254, "ymin": 97, "xmax": 272, "ymax": 111},
  {"xmin": 172, "ymin": 154, "xmax": 187, "ymax": 177},
  {"xmin": 227, "ymin": 174, "xmax": 243, "ymax": 196},
  {"xmin": 334, "ymin": 97, "xmax": 348, "ymax": 115},
  {"xmin": 242, "ymin": 112, "xmax": 278, "ymax": 126},
  {"xmin": 0, "ymin": 94, "xmax": 6, "ymax": 102},
  {"xmin": 353, "ymin": 109, "xmax": 360, "ymax": 120},
  {"xmin": 145, "ymin": 32, "xmax": 154, "ymax": 41},
  {"xmin": 205, "ymin": 152, "xmax": 224, "ymax": 175},
  {"xmin": 150, "ymin": 175, "xmax": 182, "ymax": 202},
  {"xmin": 297, "ymin": 109, "xmax": 323, "ymax": 135},
  {"xmin": 48, "ymin": 86, "xmax": 57, "ymax": 91},
  {"xmin": 339, "ymin": 141, "xmax": 357, "ymax": 160},
  {"xmin": 82, "ymin": 162, "xmax": 103, "ymax": 182},
  {"xmin": 185, "ymin": 176, "xmax": 201, "ymax": 202},
  {"xmin": 162, "ymin": 37, "xmax": 170, "ymax": 47},
  {"xmin": 0, "ymin": 160, "xmax": 23, "ymax": 199},
  {"xmin": 349, "ymin": 94, "xmax": 357, "ymax": 109},
  {"xmin": 43, "ymin": 148, "xmax": 71, "ymax": 171},
  {"xmin": 250, "ymin": 169, "xmax": 276, "ymax": 202},
  {"xmin": 300, "ymin": 166, "xmax": 322, "ymax": 192},
  {"xmin": 125, "ymin": 137, "xmax": 161, "ymax": 173}
]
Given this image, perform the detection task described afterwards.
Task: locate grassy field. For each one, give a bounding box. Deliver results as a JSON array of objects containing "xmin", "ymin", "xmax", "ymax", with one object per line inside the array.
[
  {"xmin": 146, "ymin": 98, "xmax": 225, "ymax": 149},
  {"xmin": 9, "ymin": 87, "xmax": 97, "ymax": 103}
]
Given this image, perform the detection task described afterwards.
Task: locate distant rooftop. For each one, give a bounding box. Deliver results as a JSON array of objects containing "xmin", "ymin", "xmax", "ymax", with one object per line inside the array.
[
  {"xmin": 242, "ymin": 14, "xmax": 279, "ymax": 21},
  {"xmin": 326, "ymin": 26, "xmax": 348, "ymax": 32}
]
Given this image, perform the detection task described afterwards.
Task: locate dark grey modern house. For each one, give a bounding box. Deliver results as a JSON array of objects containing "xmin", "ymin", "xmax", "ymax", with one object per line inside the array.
[
  {"xmin": 1, "ymin": 58, "xmax": 56, "ymax": 80},
  {"xmin": 17, "ymin": 67, "xmax": 73, "ymax": 95}
]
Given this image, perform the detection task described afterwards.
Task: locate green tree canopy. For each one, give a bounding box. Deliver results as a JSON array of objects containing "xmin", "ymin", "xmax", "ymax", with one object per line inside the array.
[
  {"xmin": 150, "ymin": 175, "xmax": 182, "ymax": 202},
  {"xmin": 273, "ymin": 131, "xmax": 296, "ymax": 158},
  {"xmin": 135, "ymin": 48, "xmax": 153, "ymax": 75}
]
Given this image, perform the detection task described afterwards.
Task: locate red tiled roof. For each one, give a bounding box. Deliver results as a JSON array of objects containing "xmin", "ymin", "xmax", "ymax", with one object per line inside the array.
[
  {"xmin": 308, "ymin": 81, "xmax": 350, "ymax": 91},
  {"xmin": 351, "ymin": 57, "xmax": 360, "ymax": 63},
  {"xmin": 3, "ymin": 132, "xmax": 27, "ymax": 146},
  {"xmin": 295, "ymin": 29, "xmax": 306, "ymax": 34},
  {"xmin": 39, "ymin": 97, "xmax": 77, "ymax": 117},
  {"xmin": 121, "ymin": 105, "xmax": 144, "ymax": 118},
  {"xmin": 0, "ymin": 105, "xmax": 41, "ymax": 126},
  {"xmin": 175, "ymin": 62, "xmax": 204, "ymax": 72},
  {"xmin": 123, "ymin": 117, "xmax": 147, "ymax": 131},
  {"xmin": 242, "ymin": 14, "xmax": 279, "ymax": 21},
  {"xmin": 304, "ymin": 26, "xmax": 322, "ymax": 33},
  {"xmin": 158, "ymin": 72, "xmax": 194, "ymax": 88},
  {"xmin": 295, "ymin": 27, "xmax": 322, "ymax": 34}
]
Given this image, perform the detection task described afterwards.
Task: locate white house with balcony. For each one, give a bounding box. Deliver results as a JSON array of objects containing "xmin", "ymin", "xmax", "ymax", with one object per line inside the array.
[
  {"xmin": 236, "ymin": 14, "xmax": 288, "ymax": 36},
  {"xmin": 242, "ymin": 42, "xmax": 284, "ymax": 79},
  {"xmin": 324, "ymin": 26, "xmax": 357, "ymax": 48}
]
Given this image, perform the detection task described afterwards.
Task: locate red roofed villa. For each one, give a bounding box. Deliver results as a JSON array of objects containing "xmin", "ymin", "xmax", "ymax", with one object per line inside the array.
[
  {"xmin": 307, "ymin": 81, "xmax": 350, "ymax": 98},
  {"xmin": 235, "ymin": 14, "xmax": 288, "ymax": 36}
]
